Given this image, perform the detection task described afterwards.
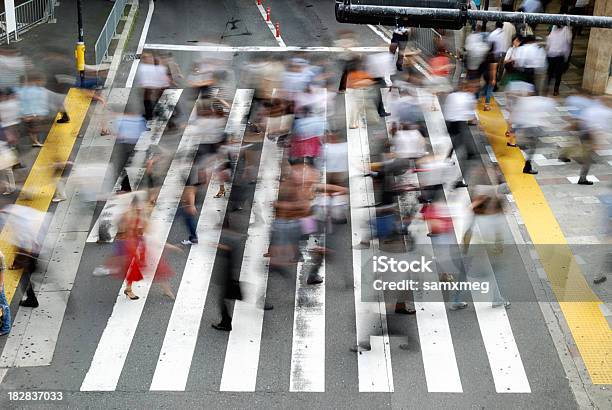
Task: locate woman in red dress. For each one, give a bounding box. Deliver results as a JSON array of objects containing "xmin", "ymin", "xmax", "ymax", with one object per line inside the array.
[{"xmin": 115, "ymin": 203, "xmax": 147, "ymax": 300}]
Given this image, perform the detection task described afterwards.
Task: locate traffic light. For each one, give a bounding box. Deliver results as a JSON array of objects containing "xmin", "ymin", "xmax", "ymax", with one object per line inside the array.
[{"xmin": 335, "ymin": 0, "xmax": 468, "ymax": 29}]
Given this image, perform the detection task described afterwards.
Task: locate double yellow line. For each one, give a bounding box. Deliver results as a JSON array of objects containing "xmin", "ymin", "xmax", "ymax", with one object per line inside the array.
[
  {"xmin": 479, "ymin": 101, "xmax": 612, "ymax": 385},
  {"xmin": 1, "ymin": 88, "xmax": 92, "ymax": 302}
]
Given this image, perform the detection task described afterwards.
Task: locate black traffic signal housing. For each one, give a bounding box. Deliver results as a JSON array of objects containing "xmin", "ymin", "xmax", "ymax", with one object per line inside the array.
[{"xmin": 335, "ymin": 0, "xmax": 469, "ymax": 29}]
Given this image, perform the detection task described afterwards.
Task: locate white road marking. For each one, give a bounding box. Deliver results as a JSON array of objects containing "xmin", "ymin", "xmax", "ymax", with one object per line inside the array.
[
  {"xmin": 87, "ymin": 89, "xmax": 182, "ymax": 243},
  {"xmin": 0, "ymin": 88, "xmax": 132, "ymax": 370},
  {"xmin": 219, "ymin": 106, "xmax": 283, "ymax": 392},
  {"xmin": 421, "ymin": 89, "xmax": 531, "ymax": 393},
  {"xmin": 126, "ymin": 0, "xmax": 155, "ymax": 88},
  {"xmin": 80, "ymin": 104, "xmax": 199, "ymax": 391},
  {"xmin": 289, "ymin": 89, "xmax": 326, "ymax": 393},
  {"xmin": 256, "ymin": 2, "xmax": 286, "ymax": 48},
  {"xmin": 485, "ymin": 145, "xmax": 498, "ymax": 163},
  {"xmin": 382, "ymin": 89, "xmax": 463, "ymax": 393},
  {"xmin": 144, "ymin": 43, "xmax": 388, "ymax": 53},
  {"xmin": 149, "ymin": 89, "xmax": 253, "ymax": 391},
  {"xmin": 367, "ymin": 24, "xmax": 391, "ymax": 44},
  {"xmin": 345, "ymin": 89, "xmax": 394, "ymax": 392}
]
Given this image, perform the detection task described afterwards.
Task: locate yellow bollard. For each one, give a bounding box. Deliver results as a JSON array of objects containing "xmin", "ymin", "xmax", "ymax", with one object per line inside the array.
[{"xmin": 75, "ymin": 42, "xmax": 85, "ymax": 72}]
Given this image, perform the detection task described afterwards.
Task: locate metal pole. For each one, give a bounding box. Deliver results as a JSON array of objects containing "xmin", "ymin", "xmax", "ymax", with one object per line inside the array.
[
  {"xmin": 76, "ymin": 0, "xmax": 85, "ymax": 84},
  {"xmin": 337, "ymin": 4, "xmax": 612, "ymax": 28}
]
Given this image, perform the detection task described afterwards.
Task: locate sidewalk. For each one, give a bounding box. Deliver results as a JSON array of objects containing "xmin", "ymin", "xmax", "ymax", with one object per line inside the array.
[{"xmin": 11, "ymin": 0, "xmax": 114, "ymax": 64}]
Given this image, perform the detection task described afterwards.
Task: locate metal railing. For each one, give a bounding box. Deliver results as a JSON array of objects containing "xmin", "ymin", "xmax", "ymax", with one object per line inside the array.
[
  {"xmin": 413, "ymin": 27, "xmax": 443, "ymax": 56},
  {"xmin": 94, "ymin": 0, "xmax": 130, "ymax": 65},
  {"xmin": 0, "ymin": 0, "xmax": 56, "ymax": 44}
]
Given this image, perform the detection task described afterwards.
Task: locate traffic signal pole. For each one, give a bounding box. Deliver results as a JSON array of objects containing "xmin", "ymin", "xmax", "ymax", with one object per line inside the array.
[
  {"xmin": 336, "ymin": 3, "xmax": 612, "ymax": 29},
  {"xmin": 75, "ymin": 0, "xmax": 86, "ymax": 85}
]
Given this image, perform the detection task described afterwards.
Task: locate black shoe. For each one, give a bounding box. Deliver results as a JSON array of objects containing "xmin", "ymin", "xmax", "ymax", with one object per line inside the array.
[
  {"xmin": 350, "ymin": 343, "xmax": 372, "ymax": 352},
  {"xmin": 558, "ymin": 157, "xmax": 571, "ymax": 163},
  {"xmin": 454, "ymin": 181, "xmax": 468, "ymax": 188},
  {"xmin": 395, "ymin": 306, "xmax": 416, "ymax": 315},
  {"xmin": 379, "ymin": 112, "xmax": 391, "ymax": 118},
  {"xmin": 307, "ymin": 274, "xmax": 323, "ymax": 285},
  {"xmin": 593, "ymin": 275, "xmax": 607, "ymax": 284},
  {"xmin": 523, "ymin": 169, "xmax": 538, "ymax": 175},
  {"xmin": 211, "ymin": 322, "xmax": 232, "ymax": 331},
  {"xmin": 57, "ymin": 113, "xmax": 70, "ymax": 124},
  {"xmin": 263, "ymin": 302, "xmax": 274, "ymax": 311},
  {"xmin": 577, "ymin": 178, "xmax": 593, "ymax": 185},
  {"xmin": 19, "ymin": 299, "xmax": 39, "ymax": 308},
  {"xmin": 506, "ymin": 142, "xmax": 517, "ymax": 147}
]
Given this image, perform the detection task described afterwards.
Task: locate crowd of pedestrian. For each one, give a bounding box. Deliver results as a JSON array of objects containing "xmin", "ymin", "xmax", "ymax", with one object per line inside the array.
[{"xmin": 0, "ymin": 3, "xmax": 610, "ymax": 347}]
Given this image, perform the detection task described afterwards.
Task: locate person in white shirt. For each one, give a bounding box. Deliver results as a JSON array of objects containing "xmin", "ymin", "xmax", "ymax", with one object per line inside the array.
[
  {"xmin": 323, "ymin": 132, "xmax": 348, "ymax": 186},
  {"xmin": 559, "ymin": 96, "xmax": 612, "ymax": 185},
  {"xmin": 489, "ymin": 22, "xmax": 515, "ymax": 86},
  {"xmin": 443, "ymin": 81, "xmax": 479, "ymax": 170},
  {"xmin": 390, "ymin": 26, "xmax": 411, "ymax": 71},
  {"xmin": 513, "ymin": 36, "xmax": 547, "ymax": 92},
  {"xmin": 545, "ymin": 25, "xmax": 572, "ymax": 96},
  {"xmin": 136, "ymin": 52, "xmax": 171, "ymax": 121},
  {"xmin": 511, "ymin": 88, "xmax": 557, "ymax": 174}
]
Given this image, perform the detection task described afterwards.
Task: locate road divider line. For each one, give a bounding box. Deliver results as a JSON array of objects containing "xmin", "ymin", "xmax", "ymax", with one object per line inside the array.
[
  {"xmin": 421, "ymin": 90, "xmax": 531, "ymax": 393},
  {"xmin": 87, "ymin": 89, "xmax": 182, "ymax": 243},
  {"xmin": 289, "ymin": 88, "xmax": 326, "ymax": 393},
  {"xmin": 149, "ymin": 89, "xmax": 253, "ymax": 391},
  {"xmin": 480, "ymin": 100, "xmax": 612, "ymax": 385},
  {"xmin": 219, "ymin": 98, "xmax": 283, "ymax": 392},
  {"xmin": 126, "ymin": 0, "xmax": 155, "ymax": 88},
  {"xmin": 144, "ymin": 44, "xmax": 388, "ymax": 53},
  {"xmin": 255, "ymin": 1, "xmax": 286, "ymax": 48},
  {"xmin": 80, "ymin": 103, "xmax": 199, "ymax": 391},
  {"xmin": 367, "ymin": 24, "xmax": 391, "ymax": 44},
  {"xmin": 345, "ymin": 90, "xmax": 394, "ymax": 392}
]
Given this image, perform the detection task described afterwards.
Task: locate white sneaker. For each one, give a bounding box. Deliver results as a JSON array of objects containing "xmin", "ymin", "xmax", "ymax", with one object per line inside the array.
[{"xmin": 93, "ymin": 266, "xmax": 111, "ymax": 277}]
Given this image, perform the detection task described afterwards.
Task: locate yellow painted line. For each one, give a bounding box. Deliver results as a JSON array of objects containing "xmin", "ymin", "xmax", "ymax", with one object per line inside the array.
[
  {"xmin": 479, "ymin": 100, "xmax": 612, "ymax": 385},
  {"xmin": 0, "ymin": 88, "xmax": 92, "ymax": 302}
]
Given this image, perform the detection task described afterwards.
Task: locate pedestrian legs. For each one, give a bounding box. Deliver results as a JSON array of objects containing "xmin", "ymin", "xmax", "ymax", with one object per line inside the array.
[
  {"xmin": 521, "ymin": 128, "xmax": 539, "ymax": 175},
  {"xmin": 546, "ymin": 56, "xmax": 565, "ymax": 96},
  {"xmin": 0, "ymin": 285, "xmax": 11, "ymax": 335}
]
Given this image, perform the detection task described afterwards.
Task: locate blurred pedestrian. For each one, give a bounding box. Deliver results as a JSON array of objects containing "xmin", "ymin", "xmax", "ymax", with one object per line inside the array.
[
  {"xmin": 0, "ymin": 250, "xmax": 11, "ymax": 336},
  {"xmin": 444, "ymin": 81, "xmax": 479, "ymax": 162},
  {"xmin": 390, "ymin": 26, "xmax": 411, "ymax": 71},
  {"xmin": 0, "ymin": 139, "xmax": 17, "ymax": 195},
  {"xmin": 346, "ymin": 57, "xmax": 374, "ymax": 129},
  {"xmin": 0, "ymin": 205, "xmax": 50, "ymax": 308},
  {"xmin": 334, "ymin": 30, "xmax": 356, "ymax": 93},
  {"xmin": 17, "ymin": 72, "xmax": 66, "ymax": 147},
  {"xmin": 511, "ymin": 86, "xmax": 557, "ymax": 174},
  {"xmin": 211, "ymin": 229, "xmax": 243, "ymax": 331},
  {"xmin": 111, "ymin": 104, "xmax": 148, "ymax": 193},
  {"xmin": 545, "ymin": 25, "xmax": 572, "ymax": 96}
]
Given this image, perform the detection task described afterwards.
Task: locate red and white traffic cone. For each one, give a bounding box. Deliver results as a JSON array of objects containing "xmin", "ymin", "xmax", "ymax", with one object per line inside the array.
[
  {"xmin": 266, "ymin": 7, "xmax": 271, "ymax": 22},
  {"xmin": 275, "ymin": 22, "xmax": 281, "ymax": 38}
]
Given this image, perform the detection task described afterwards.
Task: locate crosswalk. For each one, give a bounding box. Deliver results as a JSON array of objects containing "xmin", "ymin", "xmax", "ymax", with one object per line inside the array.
[{"xmin": 1, "ymin": 86, "xmax": 543, "ymax": 394}]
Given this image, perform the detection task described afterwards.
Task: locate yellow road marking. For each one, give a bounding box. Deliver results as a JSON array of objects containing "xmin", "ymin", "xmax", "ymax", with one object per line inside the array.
[
  {"xmin": 479, "ymin": 100, "xmax": 612, "ymax": 384},
  {"xmin": 1, "ymin": 88, "xmax": 92, "ymax": 302}
]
